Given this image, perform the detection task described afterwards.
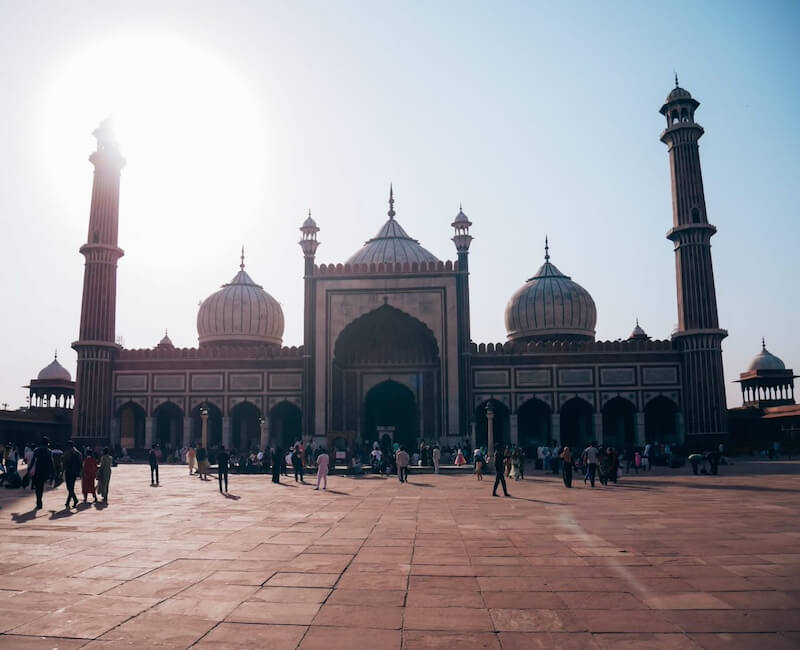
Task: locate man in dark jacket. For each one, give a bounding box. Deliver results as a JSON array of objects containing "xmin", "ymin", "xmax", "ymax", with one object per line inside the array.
[
  {"xmin": 149, "ymin": 444, "xmax": 160, "ymax": 485},
  {"xmin": 217, "ymin": 445, "xmax": 230, "ymax": 493},
  {"xmin": 63, "ymin": 440, "xmax": 82, "ymax": 508},
  {"xmin": 31, "ymin": 437, "xmax": 54, "ymax": 509},
  {"xmin": 492, "ymin": 445, "xmax": 510, "ymax": 497}
]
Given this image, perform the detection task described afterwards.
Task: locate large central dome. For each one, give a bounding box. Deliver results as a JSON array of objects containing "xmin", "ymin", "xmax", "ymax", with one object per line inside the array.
[
  {"xmin": 346, "ymin": 187, "xmax": 439, "ymax": 266},
  {"xmin": 197, "ymin": 253, "xmax": 284, "ymax": 347},
  {"xmin": 505, "ymin": 241, "xmax": 597, "ymax": 343}
]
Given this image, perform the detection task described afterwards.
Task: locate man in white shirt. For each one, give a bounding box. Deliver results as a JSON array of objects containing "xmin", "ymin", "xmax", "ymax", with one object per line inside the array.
[
  {"xmin": 395, "ymin": 446, "xmax": 410, "ymax": 483},
  {"xmin": 432, "ymin": 446, "xmax": 441, "ymax": 474},
  {"xmin": 315, "ymin": 450, "xmax": 330, "ymax": 490},
  {"xmin": 583, "ymin": 442, "xmax": 600, "ymax": 487}
]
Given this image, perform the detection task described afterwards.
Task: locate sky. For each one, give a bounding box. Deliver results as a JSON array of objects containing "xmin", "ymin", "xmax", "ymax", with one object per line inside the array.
[{"xmin": 0, "ymin": 0, "xmax": 798, "ymax": 410}]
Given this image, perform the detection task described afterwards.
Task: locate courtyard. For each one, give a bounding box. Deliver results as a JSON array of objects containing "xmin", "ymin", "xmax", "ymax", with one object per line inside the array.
[{"xmin": 1, "ymin": 461, "xmax": 799, "ymax": 649}]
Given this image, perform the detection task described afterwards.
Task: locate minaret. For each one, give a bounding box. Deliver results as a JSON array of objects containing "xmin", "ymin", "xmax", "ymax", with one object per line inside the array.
[
  {"xmin": 72, "ymin": 120, "xmax": 125, "ymax": 443},
  {"xmin": 660, "ymin": 79, "xmax": 728, "ymax": 441},
  {"xmin": 452, "ymin": 205, "xmax": 473, "ymax": 439},
  {"xmin": 299, "ymin": 211, "xmax": 320, "ymax": 440}
]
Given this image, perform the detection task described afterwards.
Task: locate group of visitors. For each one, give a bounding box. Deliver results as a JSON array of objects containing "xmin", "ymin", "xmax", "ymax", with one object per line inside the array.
[{"xmin": 1, "ymin": 437, "xmax": 113, "ymax": 510}]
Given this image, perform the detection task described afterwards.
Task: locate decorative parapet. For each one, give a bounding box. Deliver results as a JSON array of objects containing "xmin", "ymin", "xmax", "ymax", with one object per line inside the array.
[
  {"xmin": 314, "ymin": 260, "xmax": 459, "ymax": 275},
  {"xmin": 118, "ymin": 344, "xmax": 304, "ymax": 360},
  {"xmin": 471, "ymin": 339, "xmax": 675, "ymax": 355}
]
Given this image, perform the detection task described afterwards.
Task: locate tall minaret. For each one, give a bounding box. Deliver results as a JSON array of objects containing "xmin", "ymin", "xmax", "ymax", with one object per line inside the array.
[
  {"xmin": 660, "ymin": 78, "xmax": 728, "ymax": 441},
  {"xmin": 452, "ymin": 205, "xmax": 473, "ymax": 439},
  {"xmin": 72, "ymin": 120, "xmax": 125, "ymax": 442},
  {"xmin": 299, "ymin": 211, "xmax": 320, "ymax": 440}
]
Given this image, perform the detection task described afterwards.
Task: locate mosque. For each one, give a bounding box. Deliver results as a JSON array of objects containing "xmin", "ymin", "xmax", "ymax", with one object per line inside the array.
[{"xmin": 4, "ymin": 81, "xmax": 796, "ymax": 454}]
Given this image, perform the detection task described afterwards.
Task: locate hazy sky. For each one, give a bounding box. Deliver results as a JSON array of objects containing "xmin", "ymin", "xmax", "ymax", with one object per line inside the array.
[{"xmin": 1, "ymin": 1, "xmax": 798, "ymax": 409}]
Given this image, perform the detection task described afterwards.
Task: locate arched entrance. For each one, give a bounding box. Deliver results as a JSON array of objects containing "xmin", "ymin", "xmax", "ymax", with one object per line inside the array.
[
  {"xmin": 231, "ymin": 402, "xmax": 262, "ymax": 452},
  {"xmin": 118, "ymin": 402, "xmax": 145, "ymax": 450},
  {"xmin": 191, "ymin": 403, "xmax": 222, "ymax": 448},
  {"xmin": 270, "ymin": 401, "xmax": 302, "ymax": 451},
  {"xmin": 602, "ymin": 397, "xmax": 635, "ymax": 450},
  {"xmin": 332, "ymin": 304, "xmax": 440, "ymax": 445},
  {"xmin": 154, "ymin": 402, "xmax": 183, "ymax": 451},
  {"xmin": 364, "ymin": 381, "xmax": 417, "ymax": 450},
  {"xmin": 475, "ymin": 400, "xmax": 510, "ymax": 449},
  {"xmin": 560, "ymin": 398, "xmax": 593, "ymax": 449},
  {"xmin": 517, "ymin": 398, "xmax": 551, "ymax": 454},
  {"xmin": 645, "ymin": 396, "xmax": 680, "ymax": 444}
]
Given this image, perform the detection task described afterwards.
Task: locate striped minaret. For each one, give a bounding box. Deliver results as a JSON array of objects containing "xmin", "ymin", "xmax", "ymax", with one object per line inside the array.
[
  {"xmin": 660, "ymin": 78, "xmax": 728, "ymax": 442},
  {"xmin": 72, "ymin": 120, "xmax": 125, "ymax": 444}
]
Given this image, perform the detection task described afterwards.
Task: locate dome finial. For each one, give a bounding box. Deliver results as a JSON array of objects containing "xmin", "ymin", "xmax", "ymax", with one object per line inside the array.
[
  {"xmin": 544, "ymin": 236, "xmax": 550, "ymax": 262},
  {"xmin": 762, "ymin": 336, "xmax": 766, "ymax": 351},
  {"xmin": 240, "ymin": 246, "xmax": 245, "ymax": 271},
  {"xmin": 388, "ymin": 184, "xmax": 395, "ymax": 219},
  {"xmin": 674, "ymin": 71, "xmax": 679, "ymax": 87},
  {"xmin": 54, "ymin": 348, "xmax": 58, "ymax": 360}
]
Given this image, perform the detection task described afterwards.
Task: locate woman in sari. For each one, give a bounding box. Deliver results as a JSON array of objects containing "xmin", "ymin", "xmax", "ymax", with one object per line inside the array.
[
  {"xmin": 82, "ymin": 449, "xmax": 98, "ymax": 502},
  {"xmin": 97, "ymin": 447, "xmax": 112, "ymax": 501},
  {"xmin": 186, "ymin": 446, "xmax": 197, "ymax": 475}
]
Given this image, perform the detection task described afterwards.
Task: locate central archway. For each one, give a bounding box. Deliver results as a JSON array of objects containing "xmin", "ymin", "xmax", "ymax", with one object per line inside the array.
[
  {"xmin": 231, "ymin": 401, "xmax": 262, "ymax": 452},
  {"xmin": 332, "ymin": 304, "xmax": 441, "ymax": 445},
  {"xmin": 364, "ymin": 381, "xmax": 417, "ymax": 450}
]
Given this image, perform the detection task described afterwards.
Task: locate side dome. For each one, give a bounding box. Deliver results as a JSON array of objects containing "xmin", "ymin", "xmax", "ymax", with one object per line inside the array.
[
  {"xmin": 747, "ymin": 339, "xmax": 786, "ymax": 372},
  {"xmin": 505, "ymin": 241, "xmax": 597, "ymax": 343},
  {"xmin": 38, "ymin": 354, "xmax": 71, "ymax": 381},
  {"xmin": 197, "ymin": 254, "xmax": 284, "ymax": 347},
  {"xmin": 345, "ymin": 186, "xmax": 439, "ymax": 266}
]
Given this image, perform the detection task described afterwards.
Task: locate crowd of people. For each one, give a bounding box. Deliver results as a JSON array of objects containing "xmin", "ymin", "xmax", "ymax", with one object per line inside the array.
[
  {"xmin": 1, "ymin": 429, "xmax": 751, "ymax": 512},
  {"xmin": 0, "ymin": 437, "xmax": 113, "ymax": 508}
]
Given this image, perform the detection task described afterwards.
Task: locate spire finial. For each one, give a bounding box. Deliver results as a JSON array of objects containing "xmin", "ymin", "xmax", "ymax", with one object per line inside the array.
[
  {"xmin": 459, "ymin": 202, "xmax": 463, "ymax": 212},
  {"xmin": 762, "ymin": 336, "xmax": 766, "ymax": 351},
  {"xmin": 674, "ymin": 71, "xmax": 679, "ymax": 87},
  {"xmin": 54, "ymin": 348, "xmax": 58, "ymax": 360},
  {"xmin": 544, "ymin": 236, "xmax": 550, "ymax": 262},
  {"xmin": 636, "ymin": 317, "xmax": 640, "ymax": 327},
  {"xmin": 388, "ymin": 184, "xmax": 395, "ymax": 219},
  {"xmin": 308, "ymin": 209, "xmax": 312, "ymax": 219},
  {"xmin": 165, "ymin": 328, "xmax": 168, "ymax": 337},
  {"xmin": 240, "ymin": 246, "xmax": 245, "ymax": 271}
]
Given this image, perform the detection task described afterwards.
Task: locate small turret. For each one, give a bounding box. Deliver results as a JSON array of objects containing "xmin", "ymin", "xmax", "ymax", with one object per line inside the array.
[{"xmin": 451, "ymin": 204, "xmax": 473, "ymax": 254}]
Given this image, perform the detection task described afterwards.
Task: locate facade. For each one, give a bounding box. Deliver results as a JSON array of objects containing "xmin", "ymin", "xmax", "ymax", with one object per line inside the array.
[{"xmin": 67, "ymin": 83, "xmax": 734, "ymax": 455}]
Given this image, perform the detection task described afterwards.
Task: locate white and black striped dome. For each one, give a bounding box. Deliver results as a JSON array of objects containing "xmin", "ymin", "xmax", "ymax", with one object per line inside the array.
[
  {"xmin": 197, "ymin": 256, "xmax": 284, "ymax": 347},
  {"xmin": 505, "ymin": 243, "xmax": 596, "ymax": 343}
]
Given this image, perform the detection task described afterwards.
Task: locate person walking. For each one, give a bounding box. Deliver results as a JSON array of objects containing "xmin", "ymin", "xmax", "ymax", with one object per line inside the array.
[
  {"xmin": 315, "ymin": 449, "xmax": 330, "ymax": 490},
  {"xmin": 271, "ymin": 447, "xmax": 283, "ymax": 484},
  {"xmin": 97, "ymin": 448, "xmax": 112, "ymax": 502},
  {"xmin": 492, "ymin": 445, "xmax": 510, "ymax": 497},
  {"xmin": 643, "ymin": 442, "xmax": 652, "ymax": 471},
  {"xmin": 474, "ymin": 448, "xmax": 484, "ymax": 481},
  {"xmin": 149, "ymin": 444, "xmax": 160, "ymax": 485},
  {"xmin": 292, "ymin": 447, "xmax": 305, "ymax": 483},
  {"xmin": 396, "ymin": 446, "xmax": 410, "ymax": 483},
  {"xmin": 82, "ymin": 449, "xmax": 98, "ymax": 502},
  {"xmin": 560, "ymin": 446, "xmax": 573, "ymax": 488},
  {"xmin": 63, "ymin": 441, "xmax": 82, "ymax": 508},
  {"xmin": 196, "ymin": 446, "xmax": 210, "ymax": 480},
  {"xmin": 30, "ymin": 437, "xmax": 54, "ymax": 510},
  {"xmin": 186, "ymin": 446, "xmax": 197, "ymax": 475},
  {"xmin": 432, "ymin": 445, "xmax": 441, "ymax": 474},
  {"xmin": 582, "ymin": 441, "xmax": 599, "ymax": 488},
  {"xmin": 217, "ymin": 445, "xmax": 230, "ymax": 493}
]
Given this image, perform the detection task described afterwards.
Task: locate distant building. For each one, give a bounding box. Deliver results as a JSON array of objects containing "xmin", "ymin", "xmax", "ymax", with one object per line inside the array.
[
  {"xmin": 728, "ymin": 341, "xmax": 799, "ymax": 452},
  {"xmin": 49, "ymin": 83, "xmax": 742, "ymax": 454},
  {"xmin": 0, "ymin": 354, "xmax": 74, "ymax": 446}
]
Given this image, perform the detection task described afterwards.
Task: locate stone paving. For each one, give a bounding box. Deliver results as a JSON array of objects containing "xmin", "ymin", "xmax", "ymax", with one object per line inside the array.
[{"xmin": 1, "ymin": 461, "xmax": 799, "ymax": 649}]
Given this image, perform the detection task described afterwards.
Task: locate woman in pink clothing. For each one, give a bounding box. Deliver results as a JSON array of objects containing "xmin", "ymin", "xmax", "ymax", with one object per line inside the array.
[{"xmin": 454, "ymin": 448, "xmax": 466, "ymax": 466}]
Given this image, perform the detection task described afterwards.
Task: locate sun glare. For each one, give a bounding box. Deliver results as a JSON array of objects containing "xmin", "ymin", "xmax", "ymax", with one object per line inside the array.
[{"xmin": 42, "ymin": 34, "xmax": 267, "ymax": 265}]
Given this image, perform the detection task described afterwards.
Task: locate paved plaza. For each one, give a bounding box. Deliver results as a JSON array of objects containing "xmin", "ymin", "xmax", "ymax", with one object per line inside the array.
[{"xmin": 1, "ymin": 462, "xmax": 799, "ymax": 649}]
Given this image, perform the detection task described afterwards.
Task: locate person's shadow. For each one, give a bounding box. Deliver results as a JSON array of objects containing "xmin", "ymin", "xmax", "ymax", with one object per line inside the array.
[
  {"xmin": 222, "ymin": 493, "xmax": 241, "ymax": 500},
  {"xmin": 94, "ymin": 501, "xmax": 108, "ymax": 510},
  {"xmin": 49, "ymin": 508, "xmax": 75, "ymax": 520},
  {"xmin": 11, "ymin": 508, "xmax": 38, "ymax": 524}
]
